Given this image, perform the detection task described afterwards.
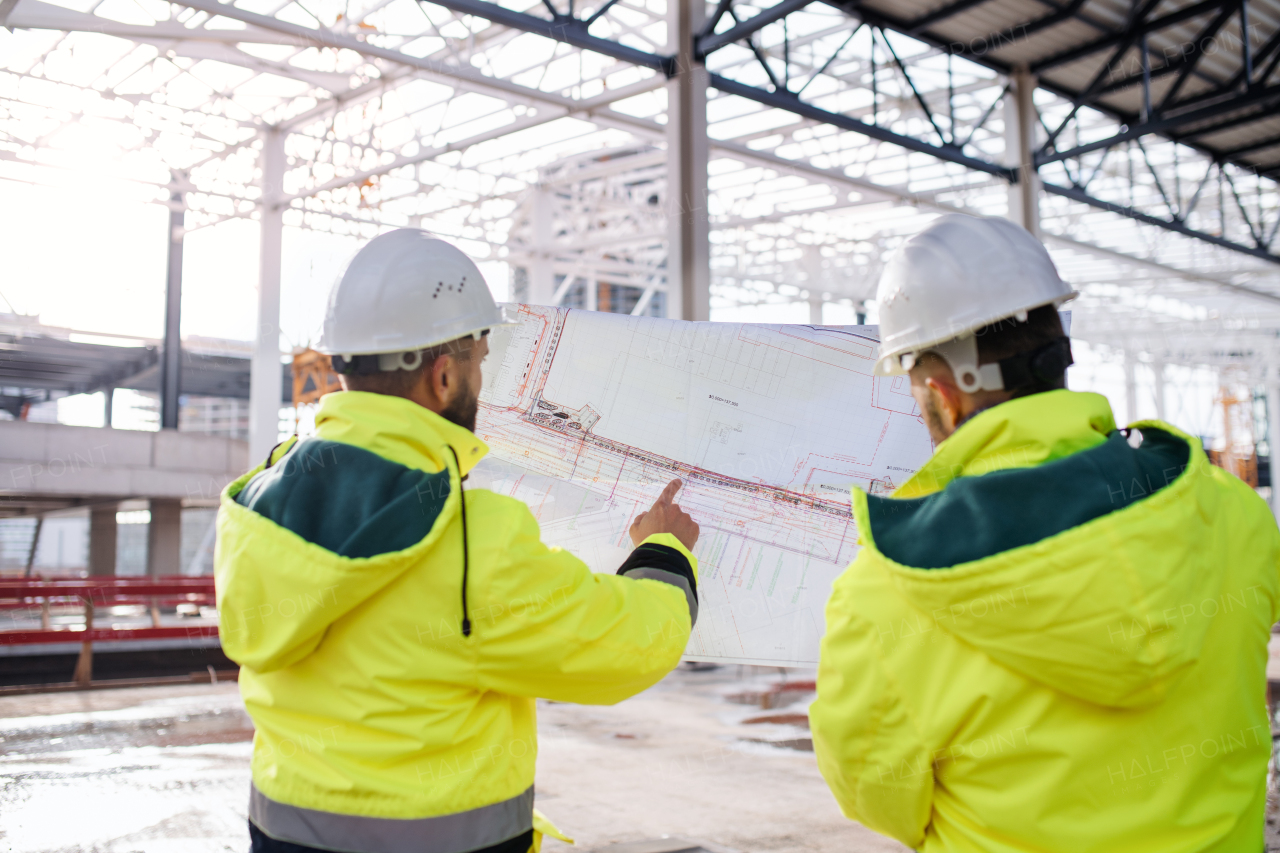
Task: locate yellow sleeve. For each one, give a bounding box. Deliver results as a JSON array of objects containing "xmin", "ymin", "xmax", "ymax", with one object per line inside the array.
[
  {"xmin": 811, "ymin": 575, "xmax": 933, "ymax": 849},
  {"xmin": 469, "ymin": 492, "xmax": 695, "ymax": 704}
]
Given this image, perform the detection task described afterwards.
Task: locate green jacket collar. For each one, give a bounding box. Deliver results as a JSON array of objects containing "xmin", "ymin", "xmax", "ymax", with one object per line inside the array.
[
  {"xmin": 313, "ymin": 391, "xmax": 489, "ymax": 476},
  {"xmin": 895, "ymin": 390, "xmax": 1117, "ymax": 498}
]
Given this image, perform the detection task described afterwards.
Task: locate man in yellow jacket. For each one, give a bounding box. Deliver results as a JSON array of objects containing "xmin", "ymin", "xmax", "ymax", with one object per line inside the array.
[
  {"xmin": 811, "ymin": 214, "xmax": 1280, "ymax": 852},
  {"xmin": 216, "ymin": 230, "xmax": 700, "ymax": 853}
]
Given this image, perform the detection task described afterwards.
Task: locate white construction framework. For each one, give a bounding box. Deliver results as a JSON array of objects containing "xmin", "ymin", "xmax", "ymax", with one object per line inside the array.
[{"xmin": 4, "ymin": 0, "xmax": 1280, "ymax": 494}]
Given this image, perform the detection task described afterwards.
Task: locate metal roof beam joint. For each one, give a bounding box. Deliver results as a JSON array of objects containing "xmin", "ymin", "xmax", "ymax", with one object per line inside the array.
[
  {"xmin": 696, "ymin": 0, "xmax": 812, "ymax": 57},
  {"xmin": 1041, "ymin": 182, "xmax": 1280, "ymax": 265},
  {"xmin": 419, "ymin": 0, "xmax": 678, "ymax": 75}
]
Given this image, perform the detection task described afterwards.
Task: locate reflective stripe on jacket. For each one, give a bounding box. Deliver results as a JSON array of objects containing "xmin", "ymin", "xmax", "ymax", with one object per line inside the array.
[
  {"xmin": 215, "ymin": 391, "xmax": 697, "ymax": 852},
  {"xmin": 811, "ymin": 389, "xmax": 1280, "ymax": 853}
]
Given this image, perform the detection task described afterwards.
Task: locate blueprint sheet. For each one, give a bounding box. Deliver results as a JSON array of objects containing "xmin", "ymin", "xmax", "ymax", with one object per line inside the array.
[{"xmin": 471, "ymin": 305, "xmax": 935, "ymax": 666}]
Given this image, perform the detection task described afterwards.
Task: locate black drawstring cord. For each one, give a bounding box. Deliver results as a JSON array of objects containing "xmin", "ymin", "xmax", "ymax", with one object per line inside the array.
[
  {"xmin": 447, "ymin": 447, "xmax": 472, "ymax": 638},
  {"xmin": 262, "ymin": 434, "xmax": 298, "ymax": 470}
]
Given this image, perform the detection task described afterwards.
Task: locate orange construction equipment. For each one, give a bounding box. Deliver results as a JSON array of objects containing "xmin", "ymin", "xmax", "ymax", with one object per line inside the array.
[
  {"xmin": 292, "ymin": 348, "xmax": 343, "ymax": 407},
  {"xmin": 1211, "ymin": 377, "xmax": 1259, "ymax": 487}
]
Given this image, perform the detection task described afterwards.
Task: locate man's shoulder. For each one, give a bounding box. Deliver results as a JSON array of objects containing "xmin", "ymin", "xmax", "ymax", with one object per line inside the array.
[
  {"xmin": 236, "ymin": 437, "xmax": 452, "ymax": 558},
  {"xmin": 829, "ymin": 549, "xmax": 909, "ymax": 620}
]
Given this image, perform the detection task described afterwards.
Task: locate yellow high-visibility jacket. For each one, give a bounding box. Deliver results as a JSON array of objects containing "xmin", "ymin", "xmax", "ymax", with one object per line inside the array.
[
  {"xmin": 812, "ymin": 390, "xmax": 1280, "ymax": 853},
  {"xmin": 215, "ymin": 391, "xmax": 697, "ymax": 853}
]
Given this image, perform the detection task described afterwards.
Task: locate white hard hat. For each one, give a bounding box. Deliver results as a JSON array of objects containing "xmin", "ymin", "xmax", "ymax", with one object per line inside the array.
[
  {"xmin": 874, "ymin": 214, "xmax": 1076, "ymax": 387},
  {"xmin": 317, "ymin": 229, "xmax": 512, "ymax": 362}
]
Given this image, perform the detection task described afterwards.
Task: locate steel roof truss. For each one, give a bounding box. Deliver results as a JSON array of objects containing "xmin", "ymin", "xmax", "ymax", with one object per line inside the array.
[
  {"xmin": 419, "ymin": 0, "xmax": 677, "ymax": 75},
  {"xmin": 696, "ymin": 0, "xmax": 811, "ymax": 56}
]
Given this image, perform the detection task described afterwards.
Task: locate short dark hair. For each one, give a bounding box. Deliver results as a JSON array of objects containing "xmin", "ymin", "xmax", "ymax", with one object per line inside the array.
[
  {"xmin": 974, "ymin": 304, "xmax": 1063, "ymax": 362},
  {"xmin": 338, "ymin": 336, "xmax": 477, "ymax": 398},
  {"xmin": 974, "ymin": 304, "xmax": 1068, "ymax": 395}
]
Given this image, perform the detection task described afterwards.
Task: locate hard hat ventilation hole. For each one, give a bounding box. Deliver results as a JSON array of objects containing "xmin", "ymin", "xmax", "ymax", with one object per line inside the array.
[{"xmin": 956, "ymin": 368, "xmax": 981, "ymax": 394}]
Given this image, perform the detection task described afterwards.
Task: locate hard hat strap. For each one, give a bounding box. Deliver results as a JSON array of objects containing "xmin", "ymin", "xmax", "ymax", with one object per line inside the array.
[
  {"xmin": 928, "ymin": 336, "xmax": 1002, "ymax": 394},
  {"xmin": 330, "ymin": 330, "xmax": 492, "ymax": 376},
  {"xmin": 925, "ymin": 334, "xmax": 1073, "ymax": 394}
]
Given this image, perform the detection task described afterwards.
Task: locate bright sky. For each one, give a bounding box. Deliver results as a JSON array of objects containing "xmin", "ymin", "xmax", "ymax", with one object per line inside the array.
[{"xmin": 1, "ymin": 179, "xmax": 511, "ymax": 347}]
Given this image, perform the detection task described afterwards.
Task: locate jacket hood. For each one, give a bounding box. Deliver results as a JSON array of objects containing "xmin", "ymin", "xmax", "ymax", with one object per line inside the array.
[
  {"xmin": 855, "ymin": 391, "xmax": 1224, "ymax": 709},
  {"xmin": 215, "ymin": 393, "xmax": 486, "ymax": 672}
]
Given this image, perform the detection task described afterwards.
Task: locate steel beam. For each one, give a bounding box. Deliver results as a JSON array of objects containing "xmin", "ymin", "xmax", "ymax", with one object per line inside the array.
[
  {"xmin": 168, "ymin": 0, "xmax": 588, "ymax": 112},
  {"xmin": 614, "ymin": 106, "xmax": 1280, "ymax": 298},
  {"xmin": 249, "ymin": 128, "xmax": 285, "ymax": 464},
  {"xmin": 1042, "ymin": 181, "xmax": 1280, "ymax": 264},
  {"xmin": 420, "ymin": 0, "xmax": 676, "ymax": 75},
  {"xmin": 1031, "ymin": 0, "xmax": 1225, "ymax": 73},
  {"xmin": 709, "ymin": 73, "xmax": 1016, "ymax": 179},
  {"xmin": 904, "ymin": 0, "xmax": 995, "ymax": 33},
  {"xmin": 1045, "ymin": 232, "xmax": 1280, "ymax": 306},
  {"xmin": 1038, "ymin": 83, "xmax": 1280, "ymax": 165},
  {"xmin": 6, "ymin": 0, "xmax": 296, "ymax": 43},
  {"xmin": 696, "ymin": 0, "xmax": 811, "ymax": 57}
]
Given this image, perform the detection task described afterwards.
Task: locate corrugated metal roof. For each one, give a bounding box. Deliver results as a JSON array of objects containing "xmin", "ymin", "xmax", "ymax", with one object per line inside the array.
[{"xmin": 854, "ymin": 0, "xmax": 1280, "ymax": 174}]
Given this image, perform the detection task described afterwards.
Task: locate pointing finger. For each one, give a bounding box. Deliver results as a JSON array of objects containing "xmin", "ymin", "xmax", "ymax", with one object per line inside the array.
[{"xmin": 658, "ymin": 479, "xmax": 683, "ymax": 505}]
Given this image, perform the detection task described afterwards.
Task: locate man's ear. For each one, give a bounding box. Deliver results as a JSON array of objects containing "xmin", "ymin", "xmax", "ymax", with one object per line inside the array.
[
  {"xmin": 426, "ymin": 354, "xmax": 452, "ymax": 403},
  {"xmin": 925, "ymin": 374, "xmax": 964, "ymax": 432}
]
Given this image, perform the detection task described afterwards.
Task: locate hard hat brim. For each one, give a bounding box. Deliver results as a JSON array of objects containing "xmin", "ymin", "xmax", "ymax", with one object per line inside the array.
[
  {"xmin": 874, "ymin": 291, "xmax": 1077, "ymax": 378},
  {"xmin": 316, "ymin": 308, "xmax": 519, "ymax": 357},
  {"xmin": 874, "ymin": 355, "xmax": 908, "ymax": 377}
]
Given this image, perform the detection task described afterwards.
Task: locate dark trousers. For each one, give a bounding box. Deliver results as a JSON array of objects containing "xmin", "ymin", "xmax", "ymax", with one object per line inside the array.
[{"xmin": 249, "ymin": 821, "xmax": 534, "ymax": 853}]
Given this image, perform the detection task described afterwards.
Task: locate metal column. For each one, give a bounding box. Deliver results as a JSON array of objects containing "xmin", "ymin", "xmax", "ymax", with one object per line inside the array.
[
  {"xmin": 1123, "ymin": 351, "xmax": 1139, "ymax": 426},
  {"xmin": 159, "ymin": 179, "xmax": 185, "ymax": 430},
  {"xmin": 23, "ymin": 517, "xmax": 43, "ymax": 578},
  {"xmin": 88, "ymin": 504, "xmax": 118, "ymax": 576},
  {"xmin": 666, "ymin": 0, "xmax": 710, "ymax": 321},
  {"xmin": 528, "ymin": 187, "xmax": 557, "ymax": 305},
  {"xmin": 1152, "ymin": 360, "xmax": 1166, "ymax": 421},
  {"xmin": 1004, "ymin": 64, "xmax": 1041, "ymax": 237},
  {"xmin": 805, "ymin": 247, "xmax": 823, "ymax": 324},
  {"xmin": 146, "ymin": 498, "xmax": 182, "ymax": 577},
  {"xmin": 250, "ymin": 128, "xmax": 286, "ymax": 464}
]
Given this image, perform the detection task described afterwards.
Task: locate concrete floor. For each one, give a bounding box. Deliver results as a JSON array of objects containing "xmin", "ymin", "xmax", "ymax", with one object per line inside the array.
[
  {"xmin": 4, "ymin": 664, "xmax": 1275, "ymax": 853},
  {"xmin": 0, "ymin": 667, "xmax": 903, "ymax": 853}
]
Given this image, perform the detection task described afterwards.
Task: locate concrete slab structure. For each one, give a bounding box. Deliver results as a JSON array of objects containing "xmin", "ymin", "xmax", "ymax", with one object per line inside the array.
[
  {"xmin": 0, "ymin": 421, "xmax": 249, "ymax": 510},
  {"xmin": 1, "ymin": 420, "xmax": 249, "ymax": 579}
]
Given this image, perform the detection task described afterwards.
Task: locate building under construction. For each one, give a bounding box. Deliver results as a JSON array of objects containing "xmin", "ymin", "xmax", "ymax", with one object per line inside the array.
[{"xmin": 3, "ymin": 0, "xmax": 1280, "ymax": 850}]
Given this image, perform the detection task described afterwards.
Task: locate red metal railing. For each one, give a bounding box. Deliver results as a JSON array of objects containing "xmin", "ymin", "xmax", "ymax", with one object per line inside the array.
[
  {"xmin": 0, "ymin": 577, "xmax": 220, "ymax": 684},
  {"xmin": 0, "ymin": 577, "xmax": 216, "ymax": 608}
]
